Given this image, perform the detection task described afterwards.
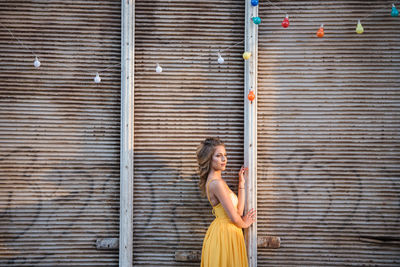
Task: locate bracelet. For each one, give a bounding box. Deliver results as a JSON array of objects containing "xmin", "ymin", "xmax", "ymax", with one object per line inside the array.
[{"xmin": 239, "ymin": 187, "xmax": 245, "ymax": 189}]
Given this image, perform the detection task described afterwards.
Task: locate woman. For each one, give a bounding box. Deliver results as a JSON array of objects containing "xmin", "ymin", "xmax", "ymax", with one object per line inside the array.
[{"xmin": 196, "ymin": 137, "xmax": 256, "ymax": 267}]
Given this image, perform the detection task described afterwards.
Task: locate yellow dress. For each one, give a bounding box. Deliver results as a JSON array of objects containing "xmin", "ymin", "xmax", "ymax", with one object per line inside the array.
[{"xmin": 201, "ymin": 179, "xmax": 248, "ymax": 267}]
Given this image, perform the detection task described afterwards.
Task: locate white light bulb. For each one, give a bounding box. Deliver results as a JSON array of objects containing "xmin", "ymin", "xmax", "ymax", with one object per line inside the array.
[
  {"xmin": 34, "ymin": 57, "xmax": 40, "ymax": 68},
  {"xmin": 94, "ymin": 73, "xmax": 101, "ymax": 83},
  {"xmin": 156, "ymin": 63, "xmax": 162, "ymax": 73},
  {"xmin": 217, "ymin": 53, "xmax": 224, "ymax": 64}
]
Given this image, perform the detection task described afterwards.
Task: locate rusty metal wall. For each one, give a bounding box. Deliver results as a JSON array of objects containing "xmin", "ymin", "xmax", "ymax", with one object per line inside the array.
[
  {"xmin": 257, "ymin": 0, "xmax": 400, "ymax": 266},
  {"xmin": 0, "ymin": 1, "xmax": 121, "ymax": 266},
  {"xmin": 134, "ymin": 0, "xmax": 245, "ymax": 265}
]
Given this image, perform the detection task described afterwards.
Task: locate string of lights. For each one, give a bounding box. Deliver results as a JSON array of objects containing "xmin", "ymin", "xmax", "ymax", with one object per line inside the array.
[
  {"xmin": 0, "ymin": 1, "xmax": 398, "ymax": 84},
  {"xmin": 0, "ymin": 22, "xmax": 41, "ymax": 68}
]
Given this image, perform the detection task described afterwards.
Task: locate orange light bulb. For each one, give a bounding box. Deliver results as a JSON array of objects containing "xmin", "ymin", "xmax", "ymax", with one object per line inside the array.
[
  {"xmin": 316, "ymin": 24, "xmax": 324, "ymax": 38},
  {"xmin": 248, "ymin": 90, "xmax": 255, "ymax": 102}
]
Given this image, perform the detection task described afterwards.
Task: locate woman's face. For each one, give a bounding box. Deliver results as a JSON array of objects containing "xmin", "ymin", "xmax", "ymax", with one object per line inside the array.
[{"xmin": 211, "ymin": 145, "xmax": 227, "ymax": 171}]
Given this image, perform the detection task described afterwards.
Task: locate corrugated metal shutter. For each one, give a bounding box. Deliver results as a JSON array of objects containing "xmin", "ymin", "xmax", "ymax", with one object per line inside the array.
[
  {"xmin": 257, "ymin": 0, "xmax": 400, "ymax": 266},
  {"xmin": 134, "ymin": 0, "xmax": 245, "ymax": 265},
  {"xmin": 0, "ymin": 1, "xmax": 121, "ymax": 266}
]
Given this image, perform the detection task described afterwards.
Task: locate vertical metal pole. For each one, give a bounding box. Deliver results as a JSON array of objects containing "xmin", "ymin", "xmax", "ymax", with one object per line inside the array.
[
  {"xmin": 244, "ymin": 0, "xmax": 258, "ymax": 267},
  {"xmin": 120, "ymin": 1, "xmax": 134, "ymax": 267}
]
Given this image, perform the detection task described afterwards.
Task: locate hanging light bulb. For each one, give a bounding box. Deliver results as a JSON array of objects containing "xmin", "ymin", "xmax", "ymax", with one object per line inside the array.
[
  {"xmin": 33, "ymin": 57, "xmax": 40, "ymax": 68},
  {"xmin": 156, "ymin": 63, "xmax": 162, "ymax": 73},
  {"xmin": 316, "ymin": 24, "xmax": 324, "ymax": 38},
  {"xmin": 356, "ymin": 20, "xmax": 364, "ymax": 34},
  {"xmin": 282, "ymin": 14, "xmax": 290, "ymax": 28},
  {"xmin": 251, "ymin": 0, "xmax": 258, "ymax": 6},
  {"xmin": 217, "ymin": 53, "xmax": 224, "ymax": 64},
  {"xmin": 248, "ymin": 90, "xmax": 255, "ymax": 103},
  {"xmin": 252, "ymin": 17, "xmax": 261, "ymax": 25},
  {"xmin": 392, "ymin": 3, "xmax": 399, "ymax": 17},
  {"xmin": 243, "ymin": 52, "xmax": 251, "ymax": 60},
  {"xmin": 94, "ymin": 72, "xmax": 101, "ymax": 83}
]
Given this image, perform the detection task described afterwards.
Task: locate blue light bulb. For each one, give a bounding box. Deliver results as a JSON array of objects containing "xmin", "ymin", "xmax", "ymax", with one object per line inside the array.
[
  {"xmin": 251, "ymin": 0, "xmax": 258, "ymax": 7},
  {"xmin": 391, "ymin": 4, "xmax": 399, "ymax": 17},
  {"xmin": 252, "ymin": 17, "xmax": 261, "ymax": 25}
]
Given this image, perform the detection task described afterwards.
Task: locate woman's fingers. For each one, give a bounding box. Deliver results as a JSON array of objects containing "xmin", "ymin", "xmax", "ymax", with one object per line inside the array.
[
  {"xmin": 244, "ymin": 209, "xmax": 257, "ymax": 226},
  {"xmin": 249, "ymin": 210, "xmax": 256, "ymax": 223},
  {"xmin": 247, "ymin": 209, "xmax": 257, "ymax": 217},
  {"xmin": 239, "ymin": 166, "xmax": 248, "ymax": 182}
]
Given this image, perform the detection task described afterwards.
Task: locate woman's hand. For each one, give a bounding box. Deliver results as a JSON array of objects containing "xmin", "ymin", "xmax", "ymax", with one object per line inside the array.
[
  {"xmin": 238, "ymin": 165, "xmax": 248, "ymax": 186},
  {"xmin": 242, "ymin": 208, "xmax": 256, "ymax": 228}
]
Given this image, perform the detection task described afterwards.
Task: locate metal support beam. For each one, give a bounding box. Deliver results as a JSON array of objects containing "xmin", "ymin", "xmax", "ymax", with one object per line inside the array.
[
  {"xmin": 120, "ymin": 1, "xmax": 135, "ymax": 266},
  {"xmin": 244, "ymin": 0, "xmax": 258, "ymax": 266}
]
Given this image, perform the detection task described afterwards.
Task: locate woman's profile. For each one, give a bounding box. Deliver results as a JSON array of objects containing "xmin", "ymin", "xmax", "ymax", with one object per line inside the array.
[{"xmin": 196, "ymin": 137, "xmax": 256, "ymax": 267}]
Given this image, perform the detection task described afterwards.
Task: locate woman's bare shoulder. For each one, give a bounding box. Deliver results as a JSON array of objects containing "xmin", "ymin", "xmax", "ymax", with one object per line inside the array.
[{"xmin": 208, "ymin": 178, "xmax": 228, "ymax": 193}]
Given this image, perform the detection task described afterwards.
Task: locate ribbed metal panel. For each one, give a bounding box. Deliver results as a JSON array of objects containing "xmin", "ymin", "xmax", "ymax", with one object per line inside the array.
[
  {"xmin": 134, "ymin": 0, "xmax": 245, "ymax": 265},
  {"xmin": 0, "ymin": 1, "xmax": 121, "ymax": 266},
  {"xmin": 257, "ymin": 1, "xmax": 400, "ymax": 266}
]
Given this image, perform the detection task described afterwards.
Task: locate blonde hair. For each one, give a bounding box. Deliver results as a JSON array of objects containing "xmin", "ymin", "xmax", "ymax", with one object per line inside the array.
[{"xmin": 196, "ymin": 137, "xmax": 225, "ymax": 196}]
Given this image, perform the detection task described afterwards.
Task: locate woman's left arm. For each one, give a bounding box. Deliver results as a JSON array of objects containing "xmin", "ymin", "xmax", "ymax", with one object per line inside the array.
[{"xmin": 237, "ymin": 165, "xmax": 247, "ymax": 216}]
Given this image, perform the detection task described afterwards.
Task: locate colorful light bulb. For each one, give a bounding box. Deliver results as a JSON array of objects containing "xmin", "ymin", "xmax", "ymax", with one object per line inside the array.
[
  {"xmin": 282, "ymin": 15, "xmax": 289, "ymax": 28},
  {"xmin": 252, "ymin": 17, "xmax": 261, "ymax": 25},
  {"xmin": 242, "ymin": 52, "xmax": 251, "ymax": 60},
  {"xmin": 248, "ymin": 90, "xmax": 255, "ymax": 102},
  {"xmin": 217, "ymin": 53, "xmax": 224, "ymax": 64},
  {"xmin": 251, "ymin": 0, "xmax": 258, "ymax": 6},
  {"xmin": 316, "ymin": 24, "xmax": 324, "ymax": 38},
  {"xmin": 94, "ymin": 73, "xmax": 101, "ymax": 83},
  {"xmin": 33, "ymin": 57, "xmax": 40, "ymax": 68},
  {"xmin": 392, "ymin": 4, "xmax": 399, "ymax": 17},
  {"xmin": 156, "ymin": 63, "xmax": 162, "ymax": 73},
  {"xmin": 356, "ymin": 20, "xmax": 364, "ymax": 34}
]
